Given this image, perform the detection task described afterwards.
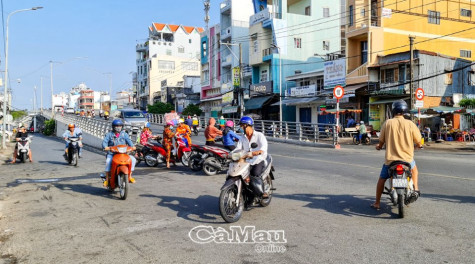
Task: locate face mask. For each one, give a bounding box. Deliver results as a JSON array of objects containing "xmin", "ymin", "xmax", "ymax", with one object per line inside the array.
[
  {"xmin": 169, "ymin": 126, "xmax": 173, "ymax": 130},
  {"xmin": 113, "ymin": 126, "xmax": 122, "ymax": 133}
]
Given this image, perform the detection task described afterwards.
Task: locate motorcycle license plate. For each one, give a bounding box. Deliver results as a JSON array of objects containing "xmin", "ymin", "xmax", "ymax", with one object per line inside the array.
[{"xmin": 392, "ymin": 178, "xmax": 408, "ymax": 188}]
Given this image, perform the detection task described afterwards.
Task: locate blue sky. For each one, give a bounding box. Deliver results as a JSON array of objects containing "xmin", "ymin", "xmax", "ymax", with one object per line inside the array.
[{"xmin": 1, "ymin": 0, "xmax": 221, "ymax": 110}]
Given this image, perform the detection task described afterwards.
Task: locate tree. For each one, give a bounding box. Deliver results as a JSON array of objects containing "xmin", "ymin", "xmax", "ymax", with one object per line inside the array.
[
  {"xmin": 182, "ymin": 104, "xmax": 202, "ymax": 116},
  {"xmin": 459, "ymin": 98, "xmax": 475, "ymax": 107},
  {"xmin": 147, "ymin": 102, "xmax": 174, "ymax": 114},
  {"xmin": 11, "ymin": 110, "xmax": 27, "ymax": 120}
]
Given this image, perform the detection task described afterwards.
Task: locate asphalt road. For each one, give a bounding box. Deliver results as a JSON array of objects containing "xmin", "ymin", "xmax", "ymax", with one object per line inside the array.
[{"xmin": 0, "ymin": 133, "xmax": 473, "ymax": 264}]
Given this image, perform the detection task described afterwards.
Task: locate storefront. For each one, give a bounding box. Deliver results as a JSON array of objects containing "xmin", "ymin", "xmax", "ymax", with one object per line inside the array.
[{"xmin": 244, "ymin": 81, "xmax": 278, "ymax": 120}]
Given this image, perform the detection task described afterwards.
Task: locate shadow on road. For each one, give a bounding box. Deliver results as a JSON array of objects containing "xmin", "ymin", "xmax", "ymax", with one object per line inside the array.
[
  {"xmin": 274, "ymin": 193, "xmax": 400, "ymax": 219},
  {"xmin": 140, "ymin": 194, "xmax": 223, "ymax": 223},
  {"xmin": 53, "ymin": 182, "xmax": 121, "ymax": 200},
  {"xmin": 38, "ymin": 160, "xmax": 69, "ymax": 165},
  {"xmin": 423, "ymin": 193, "xmax": 475, "ymax": 204},
  {"xmin": 7, "ymin": 173, "xmax": 99, "ymax": 187}
]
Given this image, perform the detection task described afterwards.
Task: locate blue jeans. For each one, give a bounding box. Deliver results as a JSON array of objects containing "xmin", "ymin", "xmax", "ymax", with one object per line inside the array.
[
  {"xmin": 380, "ymin": 160, "xmax": 416, "ymax": 179},
  {"xmin": 65, "ymin": 141, "xmax": 83, "ymax": 156},
  {"xmin": 105, "ymin": 154, "xmax": 136, "ymax": 172}
]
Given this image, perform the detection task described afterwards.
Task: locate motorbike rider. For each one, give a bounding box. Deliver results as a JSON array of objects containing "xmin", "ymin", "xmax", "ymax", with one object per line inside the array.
[
  {"xmin": 205, "ymin": 117, "xmax": 223, "ymax": 146},
  {"xmin": 192, "ymin": 114, "xmax": 199, "ymax": 132},
  {"xmin": 185, "ymin": 116, "xmax": 193, "ymax": 130},
  {"xmin": 11, "ymin": 126, "xmax": 33, "ymax": 163},
  {"xmin": 357, "ymin": 121, "xmax": 367, "ymax": 143},
  {"xmin": 176, "ymin": 118, "xmax": 192, "ymax": 147},
  {"xmin": 222, "ymin": 120, "xmax": 241, "ymax": 151},
  {"xmin": 372, "ymin": 100, "xmax": 422, "ymax": 210},
  {"xmin": 218, "ymin": 116, "xmax": 226, "ymax": 130},
  {"xmin": 163, "ymin": 121, "xmax": 176, "ymax": 168},
  {"xmin": 62, "ymin": 124, "xmax": 83, "ymax": 159},
  {"xmin": 235, "ymin": 116, "xmax": 269, "ymax": 197},
  {"xmin": 102, "ymin": 120, "xmax": 137, "ymax": 187},
  {"xmin": 139, "ymin": 122, "xmax": 160, "ymax": 146}
]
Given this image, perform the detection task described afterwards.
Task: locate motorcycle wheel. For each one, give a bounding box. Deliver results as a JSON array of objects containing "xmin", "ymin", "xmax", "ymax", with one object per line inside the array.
[
  {"xmin": 397, "ymin": 190, "xmax": 404, "ymax": 218},
  {"xmin": 72, "ymin": 152, "xmax": 78, "ymax": 167},
  {"xmin": 353, "ymin": 137, "xmax": 360, "ymax": 145},
  {"xmin": 181, "ymin": 151, "xmax": 191, "ymax": 166},
  {"xmin": 189, "ymin": 153, "xmax": 203, "ymax": 171},
  {"xmin": 219, "ymin": 184, "xmax": 244, "ymax": 223},
  {"xmin": 363, "ymin": 137, "xmax": 371, "ymax": 145},
  {"xmin": 203, "ymin": 157, "xmax": 218, "ymax": 176},
  {"xmin": 193, "ymin": 130, "xmax": 198, "ymax": 136},
  {"xmin": 144, "ymin": 153, "xmax": 158, "ymax": 167},
  {"xmin": 119, "ymin": 173, "xmax": 128, "ymax": 200},
  {"xmin": 260, "ymin": 177, "xmax": 273, "ymax": 207},
  {"xmin": 21, "ymin": 153, "xmax": 27, "ymax": 163}
]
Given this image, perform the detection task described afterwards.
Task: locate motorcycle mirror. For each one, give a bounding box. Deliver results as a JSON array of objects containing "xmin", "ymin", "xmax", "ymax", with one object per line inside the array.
[{"xmin": 251, "ymin": 143, "xmax": 258, "ymax": 149}]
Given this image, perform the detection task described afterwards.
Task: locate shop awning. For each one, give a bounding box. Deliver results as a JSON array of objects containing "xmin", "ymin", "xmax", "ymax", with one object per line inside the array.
[
  {"xmin": 244, "ymin": 96, "xmax": 273, "ymax": 110},
  {"xmin": 344, "ymin": 83, "xmax": 367, "ymax": 94},
  {"xmin": 410, "ymin": 106, "xmax": 464, "ymax": 114},
  {"xmin": 271, "ymin": 97, "xmax": 323, "ymax": 106},
  {"xmin": 369, "ymin": 97, "xmax": 409, "ymax": 105},
  {"xmin": 318, "ymin": 109, "xmax": 362, "ymax": 114}
]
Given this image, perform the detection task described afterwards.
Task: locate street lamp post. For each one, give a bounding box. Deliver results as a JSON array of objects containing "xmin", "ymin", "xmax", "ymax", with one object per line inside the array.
[
  {"xmin": 271, "ymin": 43, "xmax": 283, "ymax": 126},
  {"xmin": 2, "ymin": 6, "xmax": 43, "ymax": 149}
]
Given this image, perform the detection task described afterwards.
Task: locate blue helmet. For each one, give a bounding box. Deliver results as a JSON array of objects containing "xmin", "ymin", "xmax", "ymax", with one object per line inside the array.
[
  {"xmin": 239, "ymin": 116, "xmax": 254, "ymax": 126},
  {"xmin": 112, "ymin": 119, "xmax": 124, "ymax": 127},
  {"xmin": 144, "ymin": 122, "xmax": 151, "ymax": 128}
]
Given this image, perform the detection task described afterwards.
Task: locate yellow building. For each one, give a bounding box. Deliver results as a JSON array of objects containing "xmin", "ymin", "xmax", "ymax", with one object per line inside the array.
[{"xmin": 345, "ymin": 0, "xmax": 475, "ymax": 129}]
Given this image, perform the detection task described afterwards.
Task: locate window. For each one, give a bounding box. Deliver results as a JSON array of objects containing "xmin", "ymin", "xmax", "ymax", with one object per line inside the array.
[
  {"xmin": 300, "ymin": 80, "xmax": 310, "ymax": 86},
  {"xmin": 251, "ymin": 34, "xmax": 258, "ymax": 53},
  {"xmin": 323, "ymin": 41, "xmax": 330, "ymax": 51},
  {"xmin": 166, "ymin": 49, "xmax": 172, "ymax": 56},
  {"xmin": 361, "ymin": 41, "xmax": 368, "ymax": 64},
  {"xmin": 460, "ymin": 50, "xmax": 471, "ymax": 58},
  {"xmin": 381, "ymin": 68, "xmax": 399, "ymax": 83},
  {"xmin": 323, "ymin": 7, "xmax": 329, "ymax": 18},
  {"xmin": 349, "ymin": 5, "xmax": 354, "ymax": 26},
  {"xmin": 202, "ymin": 41, "xmax": 207, "ymax": 57},
  {"xmin": 305, "ymin": 6, "xmax": 311, "ymax": 16},
  {"xmin": 260, "ymin": 70, "xmax": 268, "ymax": 82},
  {"xmin": 189, "ymin": 39, "xmax": 192, "ymax": 44},
  {"xmin": 428, "ymin": 10, "xmax": 440, "ymax": 24},
  {"xmin": 461, "ymin": 9, "xmax": 472, "ymax": 17},
  {"xmin": 182, "ymin": 62, "xmax": 198, "ymax": 71},
  {"xmin": 294, "ymin": 38, "xmax": 302, "ymax": 49},
  {"xmin": 157, "ymin": 60, "xmax": 175, "ymax": 70},
  {"xmin": 360, "ymin": 8, "xmax": 365, "ymax": 17},
  {"xmin": 178, "ymin": 47, "xmax": 185, "ymax": 53}
]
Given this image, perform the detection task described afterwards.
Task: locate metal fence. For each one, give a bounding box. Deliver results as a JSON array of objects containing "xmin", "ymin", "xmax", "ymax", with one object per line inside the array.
[{"xmin": 43, "ymin": 112, "xmax": 111, "ymax": 139}]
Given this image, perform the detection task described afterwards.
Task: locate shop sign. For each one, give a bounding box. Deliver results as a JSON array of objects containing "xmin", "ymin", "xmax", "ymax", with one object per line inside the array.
[
  {"xmin": 324, "ymin": 59, "xmax": 346, "ymax": 89},
  {"xmin": 222, "ymin": 91, "xmax": 234, "ymax": 104},
  {"xmin": 250, "ymin": 81, "xmax": 273, "ymax": 97},
  {"xmin": 233, "ymin": 67, "xmax": 240, "ymax": 88},
  {"xmin": 222, "ymin": 106, "xmax": 238, "ymax": 114},
  {"xmin": 290, "ymin": 85, "xmax": 316, "ymax": 97}
]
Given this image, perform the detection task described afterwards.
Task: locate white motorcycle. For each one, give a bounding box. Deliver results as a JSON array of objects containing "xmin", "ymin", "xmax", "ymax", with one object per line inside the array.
[
  {"xmin": 218, "ymin": 143, "xmax": 275, "ymax": 223},
  {"xmin": 16, "ymin": 136, "xmax": 32, "ymax": 163},
  {"xmin": 383, "ymin": 161, "xmax": 418, "ymax": 218}
]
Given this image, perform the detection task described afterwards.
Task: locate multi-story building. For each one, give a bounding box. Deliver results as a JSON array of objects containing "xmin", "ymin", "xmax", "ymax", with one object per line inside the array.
[
  {"xmin": 200, "ymin": 24, "xmax": 223, "ymax": 118},
  {"xmin": 248, "ymin": 0, "xmax": 344, "ymax": 121},
  {"xmin": 78, "ymin": 90, "xmax": 94, "ymax": 110},
  {"xmin": 136, "ymin": 23, "xmax": 203, "ymax": 110},
  {"xmin": 345, "ymin": 0, "xmax": 475, "ymax": 127}
]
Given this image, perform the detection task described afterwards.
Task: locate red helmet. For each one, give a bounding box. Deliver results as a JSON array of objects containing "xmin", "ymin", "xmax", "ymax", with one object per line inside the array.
[{"xmin": 68, "ymin": 124, "xmax": 75, "ymax": 128}]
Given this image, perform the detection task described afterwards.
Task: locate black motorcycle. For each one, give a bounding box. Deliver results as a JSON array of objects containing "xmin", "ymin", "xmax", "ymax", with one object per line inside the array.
[{"xmin": 66, "ymin": 137, "xmax": 80, "ymax": 166}]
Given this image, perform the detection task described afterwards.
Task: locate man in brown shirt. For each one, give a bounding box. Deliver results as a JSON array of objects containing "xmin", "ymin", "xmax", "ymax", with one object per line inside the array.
[
  {"xmin": 204, "ymin": 117, "xmax": 222, "ymax": 146},
  {"xmin": 372, "ymin": 100, "xmax": 423, "ymax": 209}
]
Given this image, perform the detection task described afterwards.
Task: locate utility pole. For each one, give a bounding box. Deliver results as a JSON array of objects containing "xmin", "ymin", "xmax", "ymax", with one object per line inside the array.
[
  {"xmin": 40, "ymin": 77, "xmax": 43, "ymax": 112},
  {"xmin": 239, "ymin": 43, "xmax": 243, "ymax": 118},
  {"xmin": 409, "ymin": 36, "xmax": 415, "ymax": 120},
  {"xmin": 50, "ymin": 61, "xmax": 54, "ymax": 116}
]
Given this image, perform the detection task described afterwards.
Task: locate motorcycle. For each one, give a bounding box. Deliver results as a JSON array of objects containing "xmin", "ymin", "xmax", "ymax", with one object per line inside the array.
[
  {"xmin": 144, "ymin": 134, "xmax": 191, "ymax": 167},
  {"xmin": 218, "ymin": 144, "xmax": 275, "ymax": 223},
  {"xmin": 189, "ymin": 144, "xmax": 231, "ymax": 176},
  {"xmin": 192, "ymin": 125, "xmax": 199, "ymax": 136},
  {"xmin": 102, "ymin": 145, "xmax": 134, "ymax": 200},
  {"xmin": 16, "ymin": 136, "xmax": 32, "ymax": 163},
  {"xmin": 382, "ymin": 161, "xmax": 418, "ymax": 218},
  {"xmin": 353, "ymin": 132, "xmax": 371, "ymax": 145},
  {"xmin": 66, "ymin": 137, "xmax": 80, "ymax": 166}
]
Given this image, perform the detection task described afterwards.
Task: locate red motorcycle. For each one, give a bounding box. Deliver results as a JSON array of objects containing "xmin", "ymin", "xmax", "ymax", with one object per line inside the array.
[
  {"xmin": 188, "ymin": 144, "xmax": 230, "ymax": 176},
  {"xmin": 144, "ymin": 134, "xmax": 191, "ymax": 167}
]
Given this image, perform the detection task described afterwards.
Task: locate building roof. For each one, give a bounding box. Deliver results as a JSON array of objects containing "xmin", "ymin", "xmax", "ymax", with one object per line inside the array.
[{"xmin": 151, "ymin": 22, "xmax": 204, "ymax": 34}]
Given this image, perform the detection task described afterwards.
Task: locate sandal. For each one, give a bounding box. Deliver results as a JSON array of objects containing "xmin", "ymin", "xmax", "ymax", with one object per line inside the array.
[{"xmin": 370, "ymin": 204, "xmax": 380, "ymax": 210}]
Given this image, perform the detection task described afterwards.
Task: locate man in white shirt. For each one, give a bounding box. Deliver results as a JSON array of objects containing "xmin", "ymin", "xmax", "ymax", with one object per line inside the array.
[{"xmin": 235, "ymin": 116, "xmax": 268, "ymax": 196}]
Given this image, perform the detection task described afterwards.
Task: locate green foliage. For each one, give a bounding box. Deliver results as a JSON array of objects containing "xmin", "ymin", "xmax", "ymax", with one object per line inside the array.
[
  {"xmin": 43, "ymin": 119, "xmax": 56, "ymax": 136},
  {"xmin": 459, "ymin": 98, "xmax": 475, "ymax": 107},
  {"xmin": 182, "ymin": 104, "xmax": 202, "ymax": 116},
  {"xmin": 11, "ymin": 110, "xmax": 27, "ymax": 120},
  {"xmin": 147, "ymin": 102, "xmax": 174, "ymax": 114}
]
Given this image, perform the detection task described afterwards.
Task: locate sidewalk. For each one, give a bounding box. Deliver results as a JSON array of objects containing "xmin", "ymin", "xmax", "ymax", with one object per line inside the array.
[{"xmin": 338, "ymin": 136, "xmax": 475, "ymax": 152}]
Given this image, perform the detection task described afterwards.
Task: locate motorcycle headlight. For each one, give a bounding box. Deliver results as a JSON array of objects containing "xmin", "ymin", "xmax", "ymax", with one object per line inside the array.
[{"xmin": 117, "ymin": 146, "xmax": 127, "ymax": 153}]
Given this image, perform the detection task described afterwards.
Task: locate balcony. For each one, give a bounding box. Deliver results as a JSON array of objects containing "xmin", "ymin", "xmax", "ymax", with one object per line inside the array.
[
  {"xmin": 220, "ymin": 0, "xmax": 231, "ymax": 14},
  {"xmin": 346, "ymin": 63, "xmax": 368, "ymax": 85},
  {"xmin": 221, "ymin": 54, "xmax": 232, "ymax": 67},
  {"xmin": 136, "ymin": 43, "xmax": 147, "ymax": 52},
  {"xmin": 221, "ymin": 26, "xmax": 231, "ymax": 40},
  {"xmin": 262, "ymin": 47, "xmax": 276, "ymax": 61}
]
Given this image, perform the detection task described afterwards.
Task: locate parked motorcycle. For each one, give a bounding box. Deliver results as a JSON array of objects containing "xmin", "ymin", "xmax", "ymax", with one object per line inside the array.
[
  {"xmin": 219, "ymin": 145, "xmax": 275, "ymax": 223},
  {"xmin": 15, "ymin": 136, "xmax": 32, "ymax": 163},
  {"xmin": 66, "ymin": 137, "xmax": 80, "ymax": 166},
  {"xmin": 353, "ymin": 132, "xmax": 371, "ymax": 145},
  {"xmin": 382, "ymin": 161, "xmax": 418, "ymax": 218},
  {"xmin": 144, "ymin": 134, "xmax": 191, "ymax": 167},
  {"xmin": 103, "ymin": 145, "xmax": 134, "ymax": 200},
  {"xmin": 189, "ymin": 144, "xmax": 231, "ymax": 175}
]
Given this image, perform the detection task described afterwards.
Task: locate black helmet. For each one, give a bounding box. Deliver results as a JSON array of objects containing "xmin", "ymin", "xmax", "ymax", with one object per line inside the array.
[{"xmin": 392, "ymin": 100, "xmax": 408, "ymax": 116}]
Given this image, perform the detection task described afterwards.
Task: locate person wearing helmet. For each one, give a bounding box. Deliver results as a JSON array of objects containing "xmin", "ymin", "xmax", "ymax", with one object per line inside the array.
[
  {"xmin": 235, "ymin": 116, "xmax": 269, "ymax": 196},
  {"xmin": 62, "ymin": 124, "xmax": 83, "ymax": 159},
  {"xmin": 163, "ymin": 121, "xmax": 176, "ymax": 168},
  {"xmin": 205, "ymin": 117, "xmax": 222, "ymax": 145},
  {"xmin": 11, "ymin": 126, "xmax": 33, "ymax": 163},
  {"xmin": 218, "ymin": 116, "xmax": 226, "ymax": 130},
  {"xmin": 176, "ymin": 118, "xmax": 192, "ymax": 147},
  {"xmin": 222, "ymin": 120, "xmax": 241, "ymax": 151},
  {"xmin": 185, "ymin": 115, "xmax": 193, "ymax": 130},
  {"xmin": 102, "ymin": 119, "xmax": 137, "ymax": 186},
  {"xmin": 139, "ymin": 122, "xmax": 160, "ymax": 146},
  {"xmin": 356, "ymin": 121, "xmax": 367, "ymax": 144},
  {"xmin": 372, "ymin": 100, "xmax": 423, "ymax": 210}
]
